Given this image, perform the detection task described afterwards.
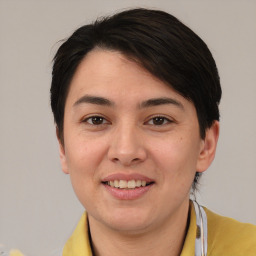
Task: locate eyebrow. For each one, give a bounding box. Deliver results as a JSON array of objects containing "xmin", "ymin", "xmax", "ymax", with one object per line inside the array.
[
  {"xmin": 140, "ymin": 97, "xmax": 184, "ymax": 109},
  {"xmin": 73, "ymin": 95, "xmax": 114, "ymax": 107},
  {"xmin": 73, "ymin": 95, "xmax": 184, "ymax": 110}
]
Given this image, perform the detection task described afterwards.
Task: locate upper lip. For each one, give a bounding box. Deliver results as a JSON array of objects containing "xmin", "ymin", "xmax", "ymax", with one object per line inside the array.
[{"xmin": 102, "ymin": 173, "xmax": 154, "ymax": 183}]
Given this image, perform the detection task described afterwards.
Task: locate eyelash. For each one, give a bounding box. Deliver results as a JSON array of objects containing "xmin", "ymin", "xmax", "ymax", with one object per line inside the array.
[
  {"xmin": 145, "ymin": 115, "xmax": 173, "ymax": 126},
  {"xmin": 82, "ymin": 115, "xmax": 110, "ymax": 125},
  {"xmin": 82, "ymin": 115, "xmax": 173, "ymax": 126}
]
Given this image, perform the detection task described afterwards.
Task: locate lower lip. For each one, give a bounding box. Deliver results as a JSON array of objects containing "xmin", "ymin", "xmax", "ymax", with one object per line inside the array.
[{"xmin": 103, "ymin": 183, "xmax": 153, "ymax": 200}]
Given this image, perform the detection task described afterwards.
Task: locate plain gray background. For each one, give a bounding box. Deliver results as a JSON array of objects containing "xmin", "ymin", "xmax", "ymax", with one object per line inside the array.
[{"xmin": 1, "ymin": 0, "xmax": 255, "ymax": 255}]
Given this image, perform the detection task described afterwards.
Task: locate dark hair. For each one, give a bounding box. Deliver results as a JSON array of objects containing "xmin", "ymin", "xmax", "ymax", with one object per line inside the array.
[{"xmin": 51, "ymin": 8, "xmax": 221, "ymax": 190}]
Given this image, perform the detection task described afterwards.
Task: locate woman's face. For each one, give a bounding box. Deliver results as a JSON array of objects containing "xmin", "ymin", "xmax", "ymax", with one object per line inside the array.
[{"xmin": 59, "ymin": 49, "xmax": 209, "ymax": 233}]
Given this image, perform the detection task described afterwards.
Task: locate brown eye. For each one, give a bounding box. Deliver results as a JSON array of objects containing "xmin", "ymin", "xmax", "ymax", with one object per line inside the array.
[
  {"xmin": 146, "ymin": 116, "xmax": 172, "ymax": 126},
  {"xmin": 85, "ymin": 116, "xmax": 107, "ymax": 125},
  {"xmin": 152, "ymin": 117, "xmax": 166, "ymax": 125}
]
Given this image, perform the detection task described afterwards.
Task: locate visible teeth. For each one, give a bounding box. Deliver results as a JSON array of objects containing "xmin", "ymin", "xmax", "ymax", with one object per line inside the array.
[
  {"xmin": 114, "ymin": 180, "xmax": 119, "ymax": 188},
  {"xmin": 107, "ymin": 179, "xmax": 150, "ymax": 189},
  {"xmin": 136, "ymin": 180, "xmax": 142, "ymax": 187},
  {"xmin": 141, "ymin": 181, "xmax": 146, "ymax": 187},
  {"xmin": 119, "ymin": 180, "xmax": 127, "ymax": 188},
  {"xmin": 127, "ymin": 180, "xmax": 136, "ymax": 189}
]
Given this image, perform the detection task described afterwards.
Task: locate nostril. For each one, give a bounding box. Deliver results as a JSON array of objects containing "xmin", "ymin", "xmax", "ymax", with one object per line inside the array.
[
  {"xmin": 112, "ymin": 157, "xmax": 140, "ymax": 163},
  {"xmin": 108, "ymin": 147, "xmax": 147, "ymax": 166}
]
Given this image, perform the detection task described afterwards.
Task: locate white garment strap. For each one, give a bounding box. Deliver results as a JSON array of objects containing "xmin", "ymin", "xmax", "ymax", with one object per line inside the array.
[{"xmin": 192, "ymin": 201, "xmax": 208, "ymax": 256}]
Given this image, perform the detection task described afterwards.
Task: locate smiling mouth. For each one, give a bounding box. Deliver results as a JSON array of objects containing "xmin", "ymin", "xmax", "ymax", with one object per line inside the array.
[{"xmin": 102, "ymin": 180, "xmax": 154, "ymax": 189}]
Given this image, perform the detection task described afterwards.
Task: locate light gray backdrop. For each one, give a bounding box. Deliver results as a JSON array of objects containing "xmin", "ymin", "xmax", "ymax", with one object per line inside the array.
[{"xmin": 0, "ymin": 0, "xmax": 255, "ymax": 255}]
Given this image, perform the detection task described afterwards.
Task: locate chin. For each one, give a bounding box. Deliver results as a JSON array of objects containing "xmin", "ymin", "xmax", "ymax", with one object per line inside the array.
[
  {"xmin": 107, "ymin": 218, "xmax": 152, "ymax": 234},
  {"xmin": 98, "ymin": 207, "xmax": 155, "ymax": 233}
]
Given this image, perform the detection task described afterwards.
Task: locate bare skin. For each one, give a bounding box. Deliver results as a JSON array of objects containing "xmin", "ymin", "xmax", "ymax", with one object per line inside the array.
[
  {"xmin": 59, "ymin": 49, "xmax": 219, "ymax": 256},
  {"xmin": 88, "ymin": 200, "xmax": 190, "ymax": 256}
]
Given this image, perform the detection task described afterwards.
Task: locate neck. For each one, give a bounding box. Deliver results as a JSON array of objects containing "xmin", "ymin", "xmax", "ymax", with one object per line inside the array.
[{"xmin": 88, "ymin": 200, "xmax": 190, "ymax": 256}]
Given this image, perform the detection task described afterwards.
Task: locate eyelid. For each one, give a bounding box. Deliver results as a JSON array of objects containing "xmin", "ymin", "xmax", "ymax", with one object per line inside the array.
[
  {"xmin": 144, "ymin": 115, "xmax": 174, "ymax": 125},
  {"xmin": 81, "ymin": 114, "xmax": 111, "ymax": 125}
]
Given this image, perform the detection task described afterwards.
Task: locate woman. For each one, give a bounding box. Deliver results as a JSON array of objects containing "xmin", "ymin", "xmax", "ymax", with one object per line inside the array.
[{"xmin": 50, "ymin": 8, "xmax": 256, "ymax": 256}]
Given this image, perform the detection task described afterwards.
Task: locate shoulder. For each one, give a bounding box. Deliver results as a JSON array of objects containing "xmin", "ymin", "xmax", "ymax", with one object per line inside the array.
[
  {"xmin": 0, "ymin": 249, "xmax": 25, "ymax": 256},
  {"xmin": 205, "ymin": 207, "xmax": 256, "ymax": 255}
]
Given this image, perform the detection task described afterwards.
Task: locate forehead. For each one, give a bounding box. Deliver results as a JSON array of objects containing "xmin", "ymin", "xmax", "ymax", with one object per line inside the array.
[
  {"xmin": 64, "ymin": 48, "xmax": 199, "ymax": 134},
  {"xmin": 67, "ymin": 49, "xmax": 187, "ymax": 105}
]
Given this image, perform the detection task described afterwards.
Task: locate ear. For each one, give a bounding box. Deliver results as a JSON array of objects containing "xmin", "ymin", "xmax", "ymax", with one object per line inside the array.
[
  {"xmin": 56, "ymin": 127, "xmax": 69, "ymax": 174},
  {"xmin": 196, "ymin": 121, "xmax": 219, "ymax": 173}
]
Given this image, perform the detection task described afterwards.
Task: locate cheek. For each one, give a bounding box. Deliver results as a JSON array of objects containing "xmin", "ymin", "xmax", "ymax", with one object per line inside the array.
[
  {"xmin": 64, "ymin": 137, "xmax": 106, "ymax": 191},
  {"xmin": 150, "ymin": 135, "xmax": 200, "ymax": 180},
  {"xmin": 64, "ymin": 140, "xmax": 103, "ymax": 209},
  {"xmin": 65, "ymin": 134, "xmax": 107, "ymax": 169}
]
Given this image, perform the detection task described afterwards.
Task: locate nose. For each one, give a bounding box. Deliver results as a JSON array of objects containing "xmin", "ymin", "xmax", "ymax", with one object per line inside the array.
[{"xmin": 107, "ymin": 124, "xmax": 147, "ymax": 166}]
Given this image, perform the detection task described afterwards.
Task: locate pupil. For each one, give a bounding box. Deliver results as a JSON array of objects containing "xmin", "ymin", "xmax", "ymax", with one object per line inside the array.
[
  {"xmin": 92, "ymin": 117, "xmax": 103, "ymax": 125},
  {"xmin": 153, "ymin": 117, "xmax": 164, "ymax": 125}
]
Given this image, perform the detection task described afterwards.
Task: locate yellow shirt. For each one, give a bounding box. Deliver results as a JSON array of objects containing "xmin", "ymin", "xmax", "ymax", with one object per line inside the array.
[{"xmin": 63, "ymin": 204, "xmax": 256, "ymax": 256}]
